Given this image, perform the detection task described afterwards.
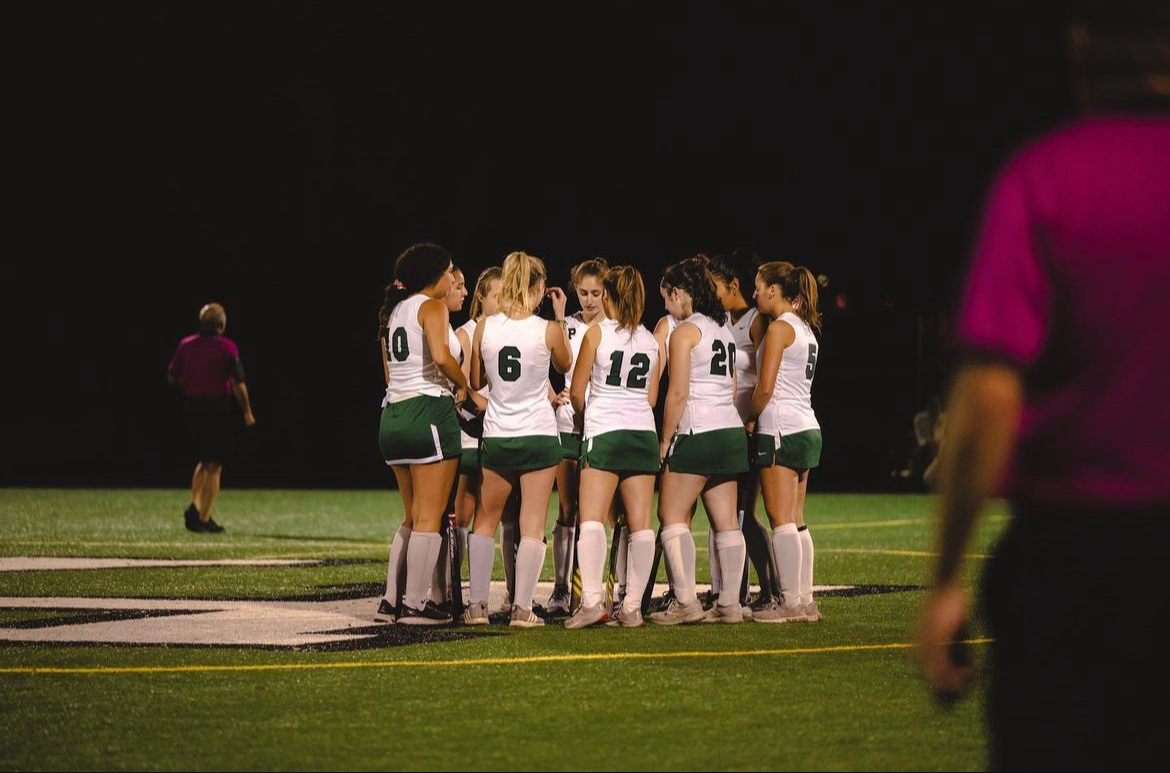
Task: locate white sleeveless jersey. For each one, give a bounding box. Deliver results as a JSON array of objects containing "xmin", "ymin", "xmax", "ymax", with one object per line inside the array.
[
  {"xmin": 453, "ymin": 319, "xmax": 484, "ymax": 449},
  {"xmin": 384, "ymin": 294, "xmax": 453, "ymax": 401},
  {"xmin": 449, "ymin": 325, "xmax": 463, "ymax": 367},
  {"xmin": 728, "ymin": 307, "xmax": 760, "ymax": 421},
  {"xmin": 555, "ymin": 312, "xmax": 600, "ymax": 434},
  {"xmin": 656, "ymin": 314, "xmax": 679, "ymax": 369},
  {"xmin": 757, "ymin": 311, "xmax": 820, "ymax": 437},
  {"xmin": 584, "ymin": 320, "xmax": 659, "ymax": 438},
  {"xmin": 676, "ymin": 313, "xmax": 743, "ymax": 435},
  {"xmin": 480, "ymin": 313, "xmax": 557, "ymax": 438}
]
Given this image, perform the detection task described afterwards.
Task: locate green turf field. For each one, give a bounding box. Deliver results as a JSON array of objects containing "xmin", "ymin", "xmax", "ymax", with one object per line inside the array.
[{"xmin": 0, "ymin": 488, "xmax": 1004, "ymax": 771}]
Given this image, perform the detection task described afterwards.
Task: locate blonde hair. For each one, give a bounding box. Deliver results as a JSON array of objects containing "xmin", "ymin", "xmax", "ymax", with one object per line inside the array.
[
  {"xmin": 498, "ymin": 251, "xmax": 547, "ymax": 315},
  {"xmin": 603, "ymin": 266, "xmax": 645, "ymax": 333},
  {"xmin": 757, "ymin": 261, "xmax": 822, "ymax": 332},
  {"xmin": 468, "ymin": 266, "xmax": 502, "ymax": 320},
  {"xmin": 199, "ymin": 303, "xmax": 226, "ymax": 334},
  {"xmin": 569, "ymin": 257, "xmax": 608, "ymax": 290}
]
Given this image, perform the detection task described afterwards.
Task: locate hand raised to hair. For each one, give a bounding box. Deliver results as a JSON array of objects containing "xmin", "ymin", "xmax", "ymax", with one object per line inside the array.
[{"xmin": 547, "ymin": 287, "xmax": 568, "ymax": 320}]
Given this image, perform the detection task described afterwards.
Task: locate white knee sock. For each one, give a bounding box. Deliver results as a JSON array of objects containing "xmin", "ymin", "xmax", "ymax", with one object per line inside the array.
[
  {"xmin": 577, "ymin": 521, "xmax": 607, "ymax": 608},
  {"xmin": 403, "ymin": 531, "xmax": 442, "ymax": 611},
  {"xmin": 553, "ymin": 522, "xmax": 574, "ymax": 588},
  {"xmin": 661, "ymin": 524, "xmax": 696, "ymax": 605},
  {"xmin": 514, "ymin": 537, "xmax": 547, "ymax": 611},
  {"xmin": 771, "ymin": 523, "xmax": 802, "ymax": 606},
  {"xmin": 468, "ymin": 533, "xmax": 495, "ymax": 605},
  {"xmin": 383, "ymin": 526, "xmax": 411, "ymax": 605},
  {"xmin": 708, "ymin": 529, "xmax": 722, "ymax": 595},
  {"xmin": 798, "ymin": 525, "xmax": 815, "ymax": 606},
  {"xmin": 624, "ymin": 530, "xmax": 655, "ymax": 613},
  {"xmin": 714, "ymin": 530, "xmax": 746, "ymax": 608}
]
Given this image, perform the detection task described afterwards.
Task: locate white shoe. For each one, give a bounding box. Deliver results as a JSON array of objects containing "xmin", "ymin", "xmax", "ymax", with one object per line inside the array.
[
  {"xmin": 462, "ymin": 600, "xmax": 489, "ymax": 625},
  {"xmin": 648, "ymin": 597, "xmax": 706, "ymax": 625},
  {"xmin": 803, "ymin": 599, "xmax": 822, "ymax": 622},
  {"xmin": 509, "ymin": 604, "xmax": 545, "ymax": 628},
  {"xmin": 753, "ymin": 598, "xmax": 809, "ymax": 624},
  {"xmin": 702, "ymin": 602, "xmax": 745, "ymax": 624},
  {"xmin": 606, "ymin": 605, "xmax": 645, "ymax": 628},
  {"xmin": 564, "ymin": 602, "xmax": 609, "ymax": 629}
]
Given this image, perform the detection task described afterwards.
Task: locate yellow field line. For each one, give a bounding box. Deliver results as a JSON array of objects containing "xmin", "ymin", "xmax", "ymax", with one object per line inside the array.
[
  {"xmin": 0, "ymin": 639, "xmax": 992, "ymax": 676},
  {"xmin": 821, "ymin": 548, "xmax": 991, "ymax": 559}
]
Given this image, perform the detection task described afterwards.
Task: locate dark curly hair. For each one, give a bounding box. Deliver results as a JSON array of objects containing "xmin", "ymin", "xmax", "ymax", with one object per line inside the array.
[
  {"xmin": 708, "ymin": 249, "xmax": 761, "ymax": 305},
  {"xmin": 660, "ymin": 256, "xmax": 726, "ymax": 326},
  {"xmin": 377, "ymin": 243, "xmax": 453, "ymax": 340}
]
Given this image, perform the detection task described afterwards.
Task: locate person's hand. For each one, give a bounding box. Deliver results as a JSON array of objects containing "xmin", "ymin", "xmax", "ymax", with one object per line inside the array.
[
  {"xmin": 915, "ymin": 582, "xmax": 975, "ymax": 705},
  {"xmin": 470, "ymin": 390, "xmax": 488, "ymax": 413},
  {"xmin": 659, "ymin": 440, "xmax": 670, "ymax": 467},
  {"xmin": 244, "ymin": 411, "xmax": 257, "ymax": 427},
  {"xmin": 744, "ymin": 420, "xmax": 756, "ymax": 434},
  {"xmin": 547, "ymin": 287, "xmax": 568, "ymax": 320},
  {"xmin": 454, "ymin": 386, "xmax": 469, "ymax": 407},
  {"xmin": 554, "ymin": 387, "xmax": 571, "ymax": 407}
]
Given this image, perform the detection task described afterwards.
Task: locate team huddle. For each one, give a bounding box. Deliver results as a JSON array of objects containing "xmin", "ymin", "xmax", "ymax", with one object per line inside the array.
[{"xmin": 375, "ymin": 243, "xmax": 822, "ymax": 629}]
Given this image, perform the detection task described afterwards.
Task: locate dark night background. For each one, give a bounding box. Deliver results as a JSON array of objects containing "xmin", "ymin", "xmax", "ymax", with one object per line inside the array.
[{"xmin": 4, "ymin": 2, "xmax": 1078, "ymax": 491}]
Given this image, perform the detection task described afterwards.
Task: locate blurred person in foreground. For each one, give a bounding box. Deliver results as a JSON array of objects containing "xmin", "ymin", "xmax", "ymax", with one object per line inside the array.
[{"xmin": 916, "ymin": 6, "xmax": 1170, "ymax": 771}]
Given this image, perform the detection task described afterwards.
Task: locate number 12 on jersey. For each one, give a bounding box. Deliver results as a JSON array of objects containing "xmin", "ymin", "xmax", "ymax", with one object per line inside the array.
[{"xmin": 605, "ymin": 351, "xmax": 651, "ymax": 389}]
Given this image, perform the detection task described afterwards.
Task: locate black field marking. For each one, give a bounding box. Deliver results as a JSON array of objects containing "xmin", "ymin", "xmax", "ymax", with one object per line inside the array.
[
  {"xmin": 0, "ymin": 625, "xmax": 506, "ymax": 652},
  {"xmin": 298, "ymin": 625, "xmax": 506, "ymax": 652},
  {"xmin": 816, "ymin": 584, "xmax": 921, "ymax": 597},
  {"xmin": 267, "ymin": 583, "xmax": 386, "ymax": 602},
  {"xmin": 0, "ymin": 585, "xmax": 918, "ymax": 650},
  {"xmin": 0, "ymin": 608, "xmax": 217, "ymax": 629}
]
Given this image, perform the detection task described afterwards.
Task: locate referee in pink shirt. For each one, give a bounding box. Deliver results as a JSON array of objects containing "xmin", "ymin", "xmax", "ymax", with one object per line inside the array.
[
  {"xmin": 917, "ymin": 8, "xmax": 1169, "ymax": 771},
  {"xmin": 168, "ymin": 303, "xmax": 257, "ymax": 533}
]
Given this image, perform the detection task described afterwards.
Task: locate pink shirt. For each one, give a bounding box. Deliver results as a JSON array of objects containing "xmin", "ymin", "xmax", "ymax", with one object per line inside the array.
[
  {"xmin": 957, "ymin": 117, "xmax": 1170, "ymax": 509},
  {"xmin": 168, "ymin": 334, "xmax": 242, "ymax": 398}
]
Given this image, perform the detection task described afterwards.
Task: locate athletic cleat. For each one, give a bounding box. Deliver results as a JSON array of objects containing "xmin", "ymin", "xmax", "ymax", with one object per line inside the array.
[
  {"xmin": 647, "ymin": 589, "xmax": 676, "ymax": 613},
  {"xmin": 564, "ymin": 602, "xmax": 609, "ymax": 629},
  {"xmin": 397, "ymin": 600, "xmax": 453, "ymax": 626},
  {"xmin": 752, "ymin": 598, "xmax": 809, "ymax": 624},
  {"xmin": 509, "ymin": 604, "xmax": 545, "ymax": 628},
  {"xmin": 203, "ymin": 518, "xmax": 225, "ymax": 534},
  {"xmin": 697, "ymin": 589, "xmax": 718, "ymax": 610},
  {"xmin": 374, "ymin": 598, "xmax": 397, "ymax": 623},
  {"xmin": 461, "ymin": 600, "xmax": 489, "ymax": 625},
  {"xmin": 803, "ymin": 600, "xmax": 822, "ymax": 622},
  {"xmin": 494, "ymin": 593, "xmax": 513, "ymax": 617},
  {"xmin": 183, "ymin": 504, "xmax": 202, "ymax": 532},
  {"xmin": 606, "ymin": 605, "xmax": 645, "ymax": 628},
  {"xmin": 545, "ymin": 586, "xmax": 572, "ymax": 616},
  {"xmin": 649, "ymin": 597, "xmax": 706, "ymax": 625},
  {"xmin": 750, "ymin": 593, "xmax": 778, "ymax": 614},
  {"xmin": 702, "ymin": 602, "xmax": 745, "ymax": 624}
]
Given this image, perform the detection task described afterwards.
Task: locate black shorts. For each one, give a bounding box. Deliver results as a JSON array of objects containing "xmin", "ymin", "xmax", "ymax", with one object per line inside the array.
[
  {"xmin": 183, "ymin": 395, "xmax": 239, "ymax": 465},
  {"xmin": 982, "ymin": 504, "xmax": 1168, "ymax": 772}
]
